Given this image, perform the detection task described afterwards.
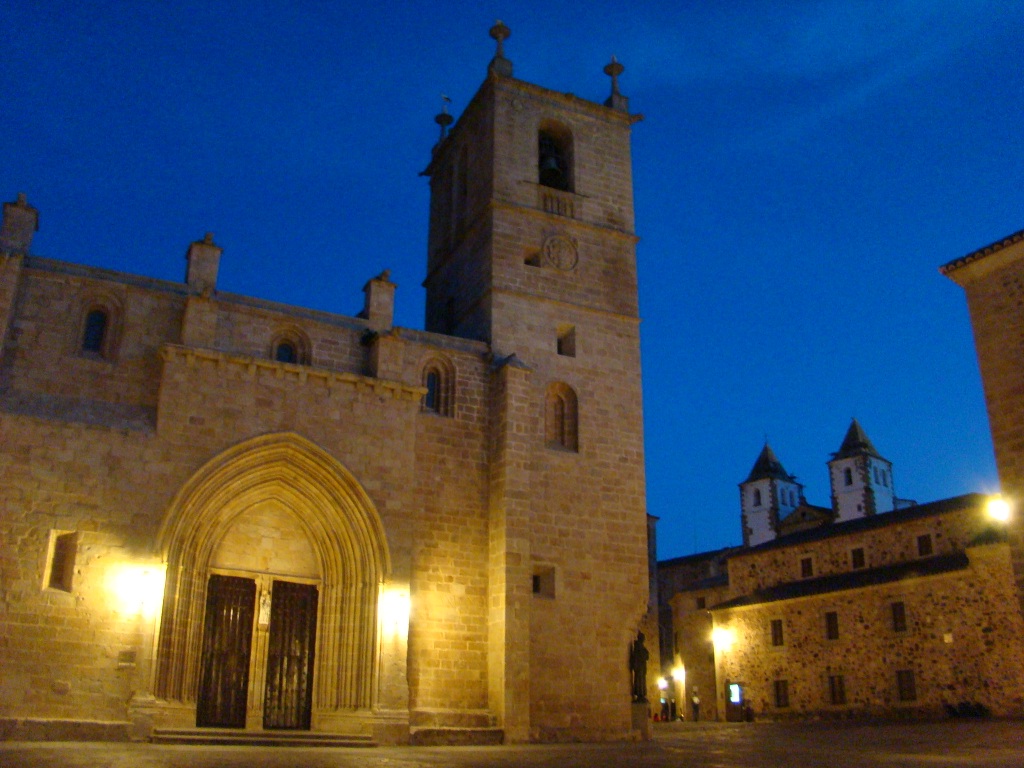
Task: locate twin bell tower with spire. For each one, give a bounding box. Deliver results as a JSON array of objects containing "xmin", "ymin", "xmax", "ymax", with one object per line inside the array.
[{"xmin": 741, "ymin": 420, "xmax": 912, "ymax": 547}]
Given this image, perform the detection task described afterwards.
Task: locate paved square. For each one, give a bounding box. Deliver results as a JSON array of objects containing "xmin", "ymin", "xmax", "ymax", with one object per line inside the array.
[{"xmin": 3, "ymin": 721, "xmax": 1024, "ymax": 768}]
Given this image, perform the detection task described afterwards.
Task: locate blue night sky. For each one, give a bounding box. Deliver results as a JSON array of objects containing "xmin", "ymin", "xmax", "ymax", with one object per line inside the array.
[{"xmin": 4, "ymin": 2, "xmax": 1021, "ymax": 558}]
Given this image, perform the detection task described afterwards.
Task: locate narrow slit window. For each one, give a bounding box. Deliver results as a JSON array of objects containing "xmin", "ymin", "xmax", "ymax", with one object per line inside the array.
[
  {"xmin": 770, "ymin": 618, "xmax": 784, "ymax": 647},
  {"xmin": 774, "ymin": 679, "xmax": 790, "ymax": 708},
  {"xmin": 47, "ymin": 531, "xmax": 78, "ymax": 592},
  {"xmin": 828, "ymin": 674, "xmax": 846, "ymax": 705}
]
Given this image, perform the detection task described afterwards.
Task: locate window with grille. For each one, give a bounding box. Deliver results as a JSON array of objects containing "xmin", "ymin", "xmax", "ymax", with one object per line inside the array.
[
  {"xmin": 917, "ymin": 534, "xmax": 933, "ymax": 557},
  {"xmin": 850, "ymin": 547, "xmax": 865, "ymax": 569},
  {"xmin": 770, "ymin": 619, "xmax": 784, "ymax": 647},
  {"xmin": 828, "ymin": 674, "xmax": 846, "ymax": 705},
  {"xmin": 891, "ymin": 601, "xmax": 907, "ymax": 633},
  {"xmin": 825, "ymin": 611, "xmax": 839, "ymax": 640},
  {"xmin": 896, "ymin": 669, "xmax": 916, "ymax": 702},
  {"xmin": 774, "ymin": 679, "xmax": 790, "ymax": 708}
]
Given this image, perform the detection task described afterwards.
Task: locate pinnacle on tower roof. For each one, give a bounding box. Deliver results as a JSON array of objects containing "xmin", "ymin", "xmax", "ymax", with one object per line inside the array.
[
  {"xmin": 744, "ymin": 443, "xmax": 794, "ymax": 483},
  {"xmin": 832, "ymin": 418, "xmax": 884, "ymax": 460},
  {"xmin": 603, "ymin": 56, "xmax": 629, "ymax": 113},
  {"xmin": 488, "ymin": 20, "xmax": 513, "ymax": 77}
]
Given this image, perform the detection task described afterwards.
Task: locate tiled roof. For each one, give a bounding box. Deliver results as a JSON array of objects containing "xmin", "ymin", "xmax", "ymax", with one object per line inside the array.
[
  {"xmin": 940, "ymin": 228, "xmax": 1024, "ymax": 275},
  {"xmin": 736, "ymin": 493, "xmax": 985, "ymax": 555},
  {"xmin": 712, "ymin": 551, "xmax": 970, "ymax": 610}
]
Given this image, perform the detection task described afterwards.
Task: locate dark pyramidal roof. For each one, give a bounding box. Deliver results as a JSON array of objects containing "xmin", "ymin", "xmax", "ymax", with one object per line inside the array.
[
  {"xmin": 832, "ymin": 418, "xmax": 885, "ymax": 461},
  {"xmin": 744, "ymin": 443, "xmax": 795, "ymax": 483}
]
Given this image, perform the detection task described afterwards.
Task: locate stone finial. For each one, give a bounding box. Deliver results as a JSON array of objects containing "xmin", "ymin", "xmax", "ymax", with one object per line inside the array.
[
  {"xmin": 603, "ymin": 56, "xmax": 629, "ymax": 113},
  {"xmin": 434, "ymin": 94, "xmax": 454, "ymax": 148},
  {"xmin": 185, "ymin": 232, "xmax": 222, "ymax": 295},
  {"xmin": 1, "ymin": 193, "xmax": 40, "ymax": 256},
  {"xmin": 488, "ymin": 20, "xmax": 513, "ymax": 77},
  {"xmin": 362, "ymin": 269, "xmax": 396, "ymax": 332}
]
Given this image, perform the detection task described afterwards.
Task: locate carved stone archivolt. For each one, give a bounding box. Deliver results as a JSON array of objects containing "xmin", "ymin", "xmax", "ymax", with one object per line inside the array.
[
  {"xmin": 542, "ymin": 235, "xmax": 578, "ymax": 271},
  {"xmin": 154, "ymin": 432, "xmax": 391, "ymax": 715}
]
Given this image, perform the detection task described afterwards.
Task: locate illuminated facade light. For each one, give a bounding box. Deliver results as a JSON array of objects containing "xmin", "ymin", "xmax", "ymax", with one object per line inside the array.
[
  {"xmin": 657, "ymin": 677, "xmax": 668, "ymax": 690},
  {"xmin": 108, "ymin": 564, "xmax": 166, "ymax": 619},
  {"xmin": 378, "ymin": 584, "xmax": 410, "ymax": 638},
  {"xmin": 987, "ymin": 495, "xmax": 1012, "ymax": 523},
  {"xmin": 711, "ymin": 626, "xmax": 735, "ymax": 651}
]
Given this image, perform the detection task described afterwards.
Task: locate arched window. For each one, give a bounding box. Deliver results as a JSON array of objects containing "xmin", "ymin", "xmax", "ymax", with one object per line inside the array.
[
  {"xmin": 275, "ymin": 342, "xmax": 297, "ymax": 364},
  {"xmin": 82, "ymin": 309, "xmax": 108, "ymax": 353},
  {"xmin": 269, "ymin": 327, "xmax": 310, "ymax": 366},
  {"xmin": 753, "ymin": 489, "xmax": 762, "ymax": 507},
  {"xmin": 545, "ymin": 382, "xmax": 578, "ymax": 452},
  {"xmin": 538, "ymin": 123, "xmax": 573, "ymax": 192},
  {"xmin": 76, "ymin": 296, "xmax": 121, "ymax": 360},
  {"xmin": 421, "ymin": 357, "xmax": 455, "ymax": 417},
  {"xmin": 843, "ymin": 468, "xmax": 853, "ymax": 486}
]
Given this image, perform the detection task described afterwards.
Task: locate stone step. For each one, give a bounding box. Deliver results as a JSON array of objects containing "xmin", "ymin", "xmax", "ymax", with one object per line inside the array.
[
  {"xmin": 150, "ymin": 728, "xmax": 376, "ymax": 748},
  {"xmin": 409, "ymin": 726, "xmax": 504, "ymax": 746}
]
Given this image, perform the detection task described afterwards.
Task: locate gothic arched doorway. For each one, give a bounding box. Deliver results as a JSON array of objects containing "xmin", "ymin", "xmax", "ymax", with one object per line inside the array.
[{"xmin": 153, "ymin": 433, "xmax": 391, "ymax": 730}]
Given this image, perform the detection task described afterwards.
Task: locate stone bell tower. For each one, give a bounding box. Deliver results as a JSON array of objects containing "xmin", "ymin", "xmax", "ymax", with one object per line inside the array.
[{"xmin": 422, "ymin": 24, "xmax": 650, "ymax": 741}]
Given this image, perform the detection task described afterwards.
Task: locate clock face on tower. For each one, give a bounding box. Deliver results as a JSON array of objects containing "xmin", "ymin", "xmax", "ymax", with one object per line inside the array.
[{"xmin": 542, "ymin": 235, "xmax": 578, "ymax": 271}]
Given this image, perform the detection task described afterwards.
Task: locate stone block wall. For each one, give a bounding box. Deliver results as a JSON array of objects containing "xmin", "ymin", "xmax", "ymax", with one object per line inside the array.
[{"xmin": 713, "ymin": 543, "xmax": 1024, "ymax": 719}]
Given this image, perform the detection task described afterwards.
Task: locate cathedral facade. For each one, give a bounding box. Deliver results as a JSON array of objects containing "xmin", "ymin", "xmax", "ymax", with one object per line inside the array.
[{"xmin": 0, "ymin": 28, "xmax": 649, "ymax": 744}]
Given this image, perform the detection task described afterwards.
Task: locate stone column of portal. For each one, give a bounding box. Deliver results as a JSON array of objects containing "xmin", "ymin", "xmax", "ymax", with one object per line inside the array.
[{"xmin": 487, "ymin": 354, "xmax": 534, "ymax": 742}]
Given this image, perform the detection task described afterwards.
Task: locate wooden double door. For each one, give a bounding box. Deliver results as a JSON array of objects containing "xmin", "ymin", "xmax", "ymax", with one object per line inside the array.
[{"xmin": 196, "ymin": 574, "xmax": 319, "ymax": 730}]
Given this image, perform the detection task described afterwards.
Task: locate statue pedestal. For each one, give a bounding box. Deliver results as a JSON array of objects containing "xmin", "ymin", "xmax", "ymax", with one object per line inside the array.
[{"xmin": 631, "ymin": 701, "xmax": 651, "ymax": 741}]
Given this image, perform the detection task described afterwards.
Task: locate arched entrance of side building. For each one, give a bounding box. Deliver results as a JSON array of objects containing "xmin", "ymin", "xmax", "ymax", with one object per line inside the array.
[{"xmin": 152, "ymin": 433, "xmax": 392, "ymax": 733}]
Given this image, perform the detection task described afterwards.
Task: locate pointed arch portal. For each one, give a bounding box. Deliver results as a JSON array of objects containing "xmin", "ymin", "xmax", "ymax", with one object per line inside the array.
[{"xmin": 154, "ymin": 433, "xmax": 391, "ymax": 726}]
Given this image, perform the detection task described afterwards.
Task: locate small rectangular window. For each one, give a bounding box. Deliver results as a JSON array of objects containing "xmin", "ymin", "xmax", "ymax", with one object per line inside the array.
[
  {"xmin": 770, "ymin": 618, "xmax": 784, "ymax": 647},
  {"xmin": 774, "ymin": 679, "xmax": 790, "ymax": 708},
  {"xmin": 47, "ymin": 531, "xmax": 78, "ymax": 592},
  {"xmin": 695, "ymin": 596, "xmax": 706, "ymax": 610},
  {"xmin": 825, "ymin": 611, "xmax": 839, "ymax": 640},
  {"xmin": 532, "ymin": 566, "xmax": 555, "ymax": 598},
  {"xmin": 556, "ymin": 325, "xmax": 576, "ymax": 357},
  {"xmin": 800, "ymin": 557, "xmax": 813, "ymax": 578},
  {"xmin": 850, "ymin": 547, "xmax": 865, "ymax": 569},
  {"xmin": 828, "ymin": 674, "xmax": 846, "ymax": 705},
  {"xmin": 896, "ymin": 669, "xmax": 917, "ymax": 702},
  {"xmin": 892, "ymin": 601, "xmax": 907, "ymax": 633},
  {"xmin": 917, "ymin": 534, "xmax": 933, "ymax": 557}
]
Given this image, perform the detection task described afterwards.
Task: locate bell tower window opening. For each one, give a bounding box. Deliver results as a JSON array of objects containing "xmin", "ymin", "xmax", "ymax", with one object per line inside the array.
[
  {"xmin": 538, "ymin": 124, "xmax": 573, "ymax": 193},
  {"xmin": 82, "ymin": 309, "xmax": 108, "ymax": 354}
]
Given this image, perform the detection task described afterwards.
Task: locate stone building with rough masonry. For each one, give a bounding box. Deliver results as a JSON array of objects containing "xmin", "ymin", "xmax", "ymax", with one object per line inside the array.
[
  {"xmin": 942, "ymin": 229, "xmax": 1024, "ymax": 616},
  {"xmin": 0, "ymin": 27, "xmax": 651, "ymax": 745},
  {"xmin": 659, "ymin": 422, "xmax": 1024, "ymax": 722}
]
